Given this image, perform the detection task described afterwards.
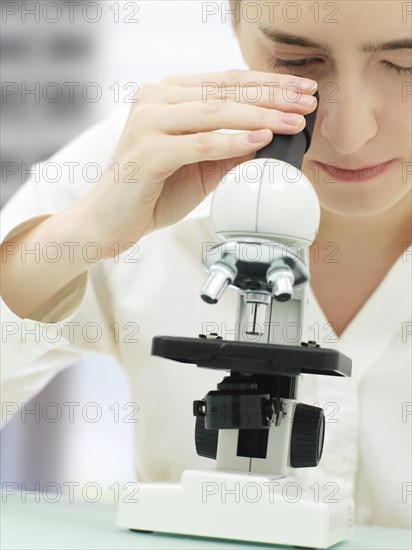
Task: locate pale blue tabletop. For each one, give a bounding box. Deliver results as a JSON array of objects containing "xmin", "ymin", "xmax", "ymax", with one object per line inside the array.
[{"xmin": 1, "ymin": 492, "xmax": 411, "ymax": 550}]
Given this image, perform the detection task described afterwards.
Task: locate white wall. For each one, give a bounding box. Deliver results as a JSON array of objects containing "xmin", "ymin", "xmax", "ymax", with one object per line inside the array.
[{"xmin": 103, "ymin": 1, "xmax": 246, "ymax": 83}]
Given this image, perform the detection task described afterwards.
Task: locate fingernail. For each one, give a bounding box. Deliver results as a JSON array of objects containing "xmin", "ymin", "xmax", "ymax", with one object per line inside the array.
[
  {"xmin": 298, "ymin": 94, "xmax": 317, "ymax": 106},
  {"xmin": 281, "ymin": 113, "xmax": 304, "ymax": 126},
  {"xmin": 298, "ymin": 79, "xmax": 318, "ymax": 91},
  {"xmin": 247, "ymin": 129, "xmax": 271, "ymax": 143}
]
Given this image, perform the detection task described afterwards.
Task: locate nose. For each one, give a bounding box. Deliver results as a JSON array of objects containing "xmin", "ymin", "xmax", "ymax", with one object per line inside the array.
[{"xmin": 318, "ymin": 77, "xmax": 378, "ymax": 155}]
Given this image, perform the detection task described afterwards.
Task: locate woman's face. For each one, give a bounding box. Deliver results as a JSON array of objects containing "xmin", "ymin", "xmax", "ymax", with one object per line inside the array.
[{"xmin": 234, "ymin": 0, "xmax": 412, "ymax": 216}]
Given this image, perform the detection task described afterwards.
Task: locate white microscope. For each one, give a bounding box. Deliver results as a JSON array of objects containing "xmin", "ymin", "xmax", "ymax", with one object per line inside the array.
[{"xmin": 117, "ymin": 91, "xmax": 355, "ymax": 547}]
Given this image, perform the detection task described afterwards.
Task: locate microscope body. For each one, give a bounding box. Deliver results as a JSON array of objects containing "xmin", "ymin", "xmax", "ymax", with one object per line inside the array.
[
  {"xmin": 117, "ymin": 95, "xmax": 355, "ymax": 547},
  {"xmin": 197, "ymin": 157, "xmax": 321, "ymax": 478}
]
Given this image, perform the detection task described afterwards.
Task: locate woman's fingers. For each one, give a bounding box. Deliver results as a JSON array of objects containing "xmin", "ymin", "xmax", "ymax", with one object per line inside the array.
[
  {"xmin": 156, "ymin": 128, "xmax": 284, "ymax": 171},
  {"xmin": 157, "ymin": 98, "xmax": 316, "ymax": 134},
  {"xmin": 135, "ymin": 70, "xmax": 317, "ymax": 108},
  {"xmin": 161, "ymin": 68, "xmax": 317, "ymax": 96},
  {"xmin": 163, "ymin": 83, "xmax": 317, "ymax": 109}
]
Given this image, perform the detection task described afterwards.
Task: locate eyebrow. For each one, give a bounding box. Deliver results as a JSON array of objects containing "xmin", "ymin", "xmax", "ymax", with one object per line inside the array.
[{"xmin": 258, "ymin": 25, "xmax": 412, "ymax": 54}]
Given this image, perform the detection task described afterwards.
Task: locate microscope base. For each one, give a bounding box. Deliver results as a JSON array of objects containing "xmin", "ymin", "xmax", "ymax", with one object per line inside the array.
[{"xmin": 117, "ymin": 469, "xmax": 354, "ymax": 548}]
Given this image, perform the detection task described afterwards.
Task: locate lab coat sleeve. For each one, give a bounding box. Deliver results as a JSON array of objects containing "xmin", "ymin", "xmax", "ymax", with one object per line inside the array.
[{"xmin": 1, "ymin": 108, "xmax": 129, "ymax": 425}]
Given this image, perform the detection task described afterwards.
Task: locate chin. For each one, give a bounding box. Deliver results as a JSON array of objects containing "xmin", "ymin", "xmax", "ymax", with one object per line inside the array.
[
  {"xmin": 315, "ymin": 187, "xmax": 410, "ymax": 217},
  {"xmin": 319, "ymin": 197, "xmax": 391, "ymax": 217}
]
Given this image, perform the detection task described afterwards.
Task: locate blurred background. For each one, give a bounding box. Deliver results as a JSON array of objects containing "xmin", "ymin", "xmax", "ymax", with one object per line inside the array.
[{"xmin": 1, "ymin": 0, "xmax": 245, "ymax": 499}]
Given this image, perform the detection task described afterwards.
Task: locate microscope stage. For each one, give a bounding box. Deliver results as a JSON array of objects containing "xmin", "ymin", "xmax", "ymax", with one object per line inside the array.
[{"xmin": 152, "ymin": 336, "xmax": 352, "ymax": 377}]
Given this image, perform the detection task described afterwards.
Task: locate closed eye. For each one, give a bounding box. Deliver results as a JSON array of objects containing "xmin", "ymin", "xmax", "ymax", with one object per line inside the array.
[
  {"xmin": 269, "ymin": 57, "xmax": 324, "ymax": 69},
  {"xmin": 269, "ymin": 57, "xmax": 412, "ymax": 75},
  {"xmin": 380, "ymin": 60, "xmax": 412, "ymax": 75}
]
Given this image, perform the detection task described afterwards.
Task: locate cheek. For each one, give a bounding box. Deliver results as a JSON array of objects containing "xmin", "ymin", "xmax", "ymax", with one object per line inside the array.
[
  {"xmin": 401, "ymin": 98, "xmax": 412, "ymax": 138},
  {"xmin": 389, "ymin": 78, "xmax": 412, "ymax": 126},
  {"xmin": 385, "ymin": 91, "xmax": 412, "ymax": 156}
]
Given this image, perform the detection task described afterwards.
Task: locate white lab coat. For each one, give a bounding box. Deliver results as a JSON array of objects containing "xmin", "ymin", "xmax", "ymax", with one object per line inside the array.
[{"xmin": 1, "ymin": 107, "xmax": 411, "ymax": 528}]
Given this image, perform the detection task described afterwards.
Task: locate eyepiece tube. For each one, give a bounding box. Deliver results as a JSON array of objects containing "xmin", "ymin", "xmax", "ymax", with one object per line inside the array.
[{"xmin": 255, "ymin": 91, "xmax": 319, "ymax": 169}]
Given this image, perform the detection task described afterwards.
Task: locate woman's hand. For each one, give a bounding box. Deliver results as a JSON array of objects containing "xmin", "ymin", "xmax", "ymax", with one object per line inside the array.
[{"xmin": 84, "ymin": 69, "xmax": 318, "ymax": 256}]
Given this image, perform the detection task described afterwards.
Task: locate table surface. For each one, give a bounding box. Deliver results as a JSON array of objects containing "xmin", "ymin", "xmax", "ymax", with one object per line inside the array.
[{"xmin": 1, "ymin": 491, "xmax": 411, "ymax": 550}]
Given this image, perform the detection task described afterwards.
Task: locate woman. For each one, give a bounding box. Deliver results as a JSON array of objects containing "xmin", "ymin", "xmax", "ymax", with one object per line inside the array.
[{"xmin": 1, "ymin": 0, "xmax": 411, "ymax": 528}]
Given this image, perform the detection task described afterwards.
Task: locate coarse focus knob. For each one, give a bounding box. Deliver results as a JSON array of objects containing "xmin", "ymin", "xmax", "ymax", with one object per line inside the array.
[
  {"xmin": 194, "ymin": 415, "xmax": 218, "ymax": 460},
  {"xmin": 290, "ymin": 403, "xmax": 325, "ymax": 468}
]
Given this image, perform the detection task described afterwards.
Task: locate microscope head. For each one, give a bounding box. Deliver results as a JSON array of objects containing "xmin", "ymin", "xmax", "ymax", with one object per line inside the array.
[
  {"xmin": 212, "ymin": 90, "xmax": 320, "ymax": 248},
  {"xmin": 211, "ymin": 157, "xmax": 320, "ymax": 248}
]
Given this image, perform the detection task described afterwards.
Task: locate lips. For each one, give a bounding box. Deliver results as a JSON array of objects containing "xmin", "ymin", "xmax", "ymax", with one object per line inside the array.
[{"xmin": 314, "ymin": 159, "xmax": 395, "ymax": 183}]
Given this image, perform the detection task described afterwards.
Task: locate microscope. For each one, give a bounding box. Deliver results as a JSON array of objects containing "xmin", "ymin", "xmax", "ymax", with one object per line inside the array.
[{"xmin": 117, "ymin": 90, "xmax": 355, "ymax": 547}]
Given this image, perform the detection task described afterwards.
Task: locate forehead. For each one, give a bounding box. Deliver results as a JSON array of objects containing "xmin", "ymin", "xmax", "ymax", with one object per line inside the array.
[{"xmin": 247, "ymin": 0, "xmax": 409, "ymax": 47}]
